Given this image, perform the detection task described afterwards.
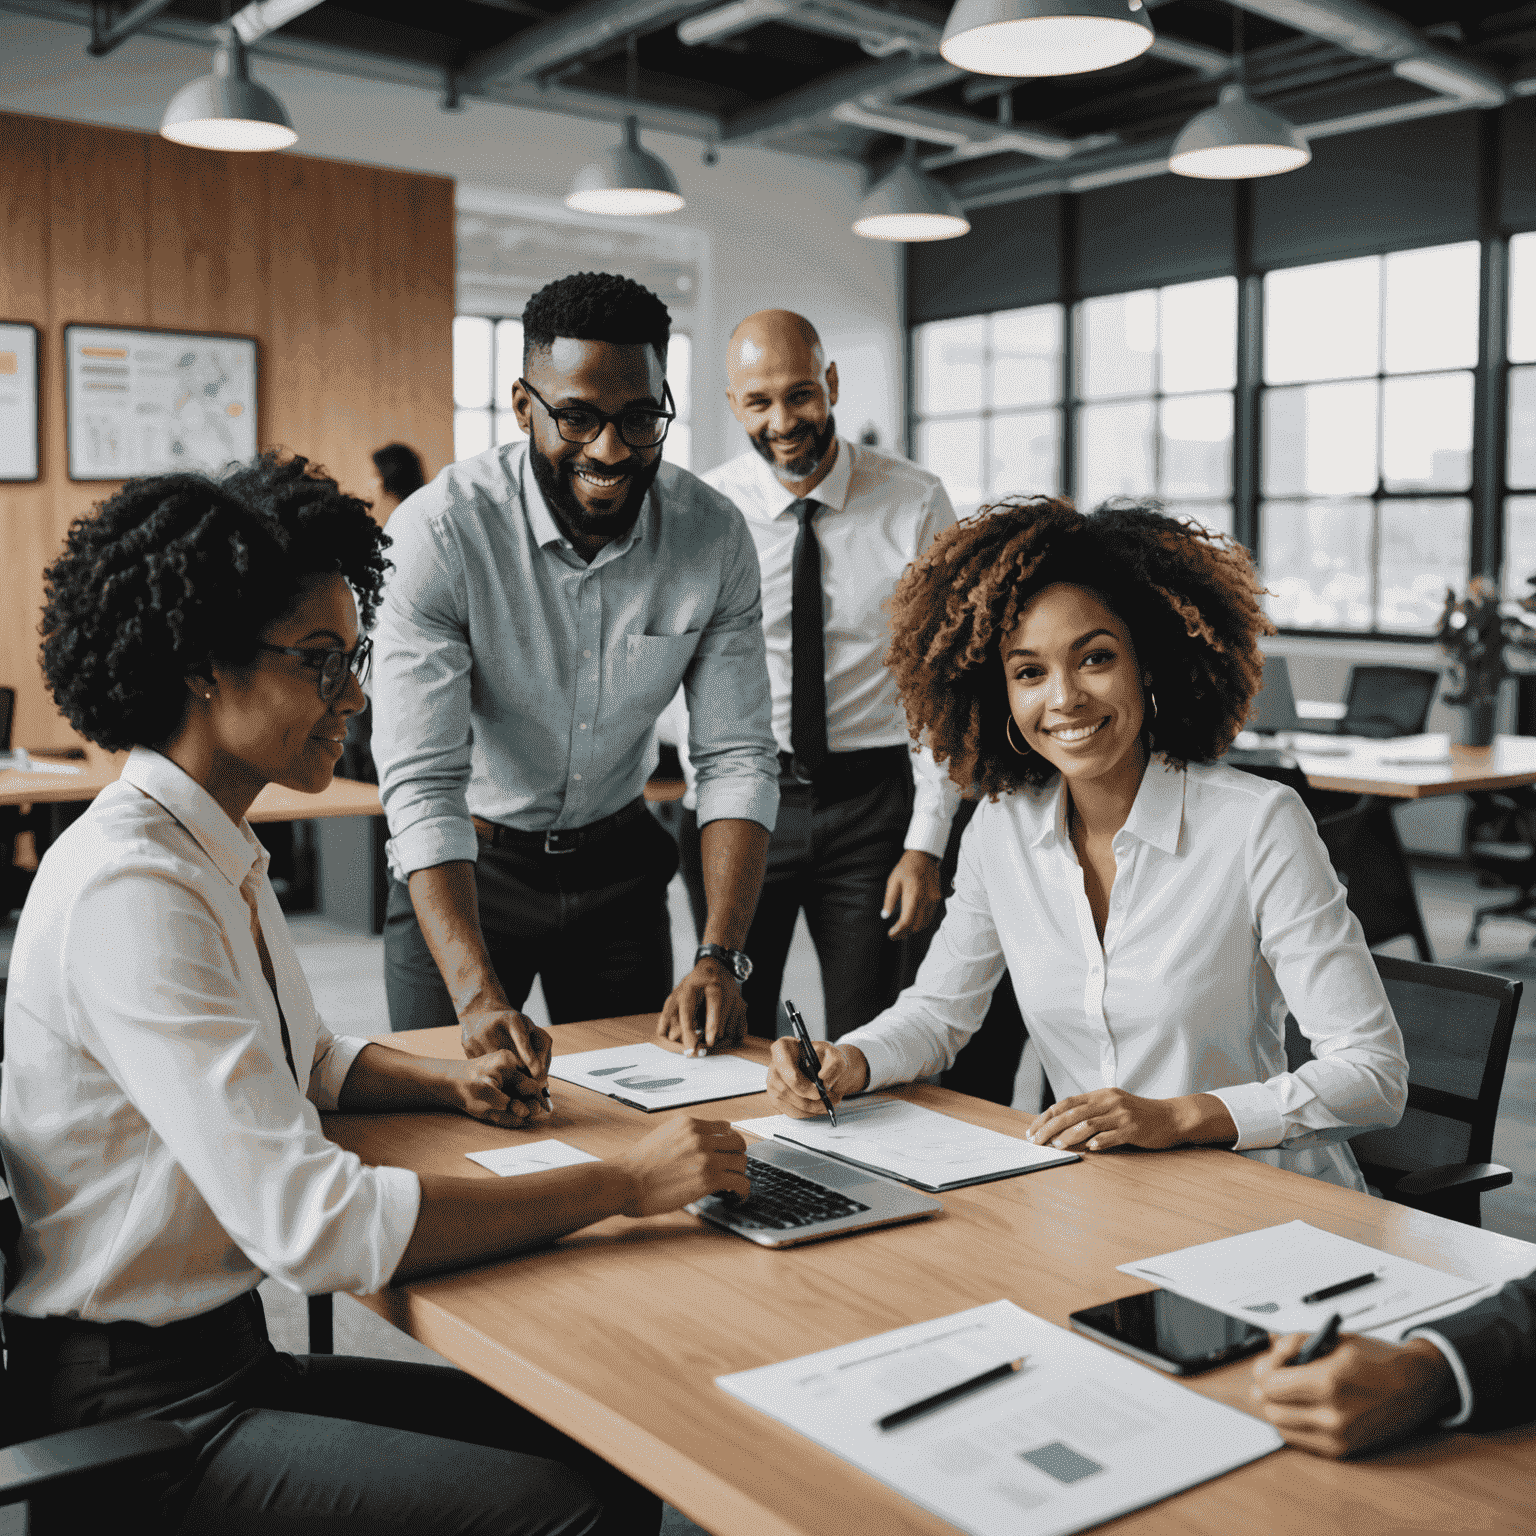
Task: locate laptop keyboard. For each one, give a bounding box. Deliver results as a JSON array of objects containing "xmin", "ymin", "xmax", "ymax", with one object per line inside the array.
[{"xmin": 728, "ymin": 1159, "xmax": 871, "ymax": 1231}]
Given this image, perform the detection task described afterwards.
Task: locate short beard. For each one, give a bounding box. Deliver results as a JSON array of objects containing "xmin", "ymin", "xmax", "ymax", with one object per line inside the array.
[
  {"xmin": 527, "ymin": 437, "xmax": 662, "ymax": 546},
  {"xmin": 750, "ymin": 413, "xmax": 837, "ymax": 484}
]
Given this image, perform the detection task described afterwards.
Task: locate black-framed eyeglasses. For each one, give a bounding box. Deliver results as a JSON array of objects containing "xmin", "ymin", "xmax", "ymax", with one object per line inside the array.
[
  {"xmin": 519, "ymin": 378, "xmax": 675, "ymax": 449},
  {"xmin": 257, "ymin": 638, "xmax": 372, "ymax": 703}
]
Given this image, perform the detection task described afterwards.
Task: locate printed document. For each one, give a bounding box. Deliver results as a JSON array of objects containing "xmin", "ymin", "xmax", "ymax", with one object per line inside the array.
[
  {"xmin": 734, "ymin": 1096, "xmax": 1077, "ymax": 1190},
  {"xmin": 549, "ymin": 1043, "xmax": 768, "ymax": 1111},
  {"xmin": 1120, "ymin": 1220, "xmax": 1489, "ymax": 1335},
  {"xmin": 466, "ymin": 1139, "xmax": 601, "ymax": 1177},
  {"xmin": 717, "ymin": 1299, "xmax": 1281, "ymax": 1536}
]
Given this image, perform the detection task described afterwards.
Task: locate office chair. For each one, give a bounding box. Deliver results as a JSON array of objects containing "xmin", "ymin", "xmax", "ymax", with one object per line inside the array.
[
  {"xmin": 1285, "ymin": 954, "xmax": 1519, "ymax": 1227},
  {"xmin": 0, "ymin": 1156, "xmax": 195, "ymax": 1525},
  {"xmin": 1226, "ymin": 756, "xmax": 1433, "ymax": 960},
  {"xmin": 1328, "ymin": 666, "xmax": 1441, "ymax": 740},
  {"xmin": 0, "ymin": 688, "xmax": 13, "ymax": 752},
  {"xmin": 1464, "ymin": 790, "xmax": 1536, "ymax": 948}
]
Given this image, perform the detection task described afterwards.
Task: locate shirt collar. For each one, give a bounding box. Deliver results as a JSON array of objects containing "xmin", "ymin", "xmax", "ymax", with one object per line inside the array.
[
  {"xmin": 1118, "ymin": 756, "xmax": 1186, "ymax": 855},
  {"xmin": 121, "ymin": 747, "xmax": 268, "ymax": 892},
  {"xmin": 515, "ymin": 444, "xmax": 644, "ymax": 559},
  {"xmin": 1019, "ymin": 756, "xmax": 1185, "ymax": 854},
  {"xmin": 746, "ymin": 436, "xmax": 853, "ymax": 518}
]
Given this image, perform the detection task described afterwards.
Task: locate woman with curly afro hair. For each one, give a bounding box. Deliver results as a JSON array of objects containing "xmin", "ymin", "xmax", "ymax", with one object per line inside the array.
[
  {"xmin": 5, "ymin": 453, "xmax": 738, "ymax": 1535},
  {"xmin": 766, "ymin": 497, "xmax": 1407, "ymax": 1193}
]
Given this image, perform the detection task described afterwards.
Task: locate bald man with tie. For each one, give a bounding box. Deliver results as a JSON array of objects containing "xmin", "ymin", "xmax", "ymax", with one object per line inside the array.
[{"xmin": 665, "ymin": 310, "xmax": 961, "ymax": 1044}]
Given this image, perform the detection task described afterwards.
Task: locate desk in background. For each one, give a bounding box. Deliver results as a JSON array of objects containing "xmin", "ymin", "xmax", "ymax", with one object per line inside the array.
[{"xmin": 326, "ymin": 1017, "xmax": 1536, "ymax": 1536}]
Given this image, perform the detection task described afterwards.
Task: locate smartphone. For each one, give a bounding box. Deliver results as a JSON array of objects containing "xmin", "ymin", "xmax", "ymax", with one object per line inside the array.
[{"xmin": 1069, "ymin": 1289, "xmax": 1269, "ymax": 1376}]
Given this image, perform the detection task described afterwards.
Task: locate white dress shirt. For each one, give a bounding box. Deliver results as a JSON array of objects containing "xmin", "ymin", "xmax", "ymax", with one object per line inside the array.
[
  {"xmin": 840, "ymin": 760, "xmax": 1409, "ymax": 1191},
  {"xmin": 373, "ymin": 444, "xmax": 778, "ymax": 877},
  {"xmin": 705, "ymin": 438, "xmax": 962, "ymax": 858},
  {"xmin": 0, "ymin": 749, "xmax": 420, "ymax": 1323}
]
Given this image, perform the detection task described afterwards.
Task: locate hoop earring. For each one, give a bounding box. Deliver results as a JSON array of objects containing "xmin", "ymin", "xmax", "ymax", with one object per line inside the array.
[{"xmin": 1005, "ymin": 715, "xmax": 1032, "ymax": 756}]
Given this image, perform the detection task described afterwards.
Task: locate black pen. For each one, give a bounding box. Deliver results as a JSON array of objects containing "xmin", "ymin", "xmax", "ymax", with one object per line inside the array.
[
  {"xmin": 877, "ymin": 1358, "xmax": 1026, "ymax": 1431},
  {"xmin": 1287, "ymin": 1312, "xmax": 1342, "ymax": 1367},
  {"xmin": 782, "ymin": 999, "xmax": 837, "ymax": 1126},
  {"xmin": 1301, "ymin": 1271, "xmax": 1379, "ymax": 1305}
]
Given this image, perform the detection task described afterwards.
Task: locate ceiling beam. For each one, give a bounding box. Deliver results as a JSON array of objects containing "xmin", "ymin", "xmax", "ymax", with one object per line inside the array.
[
  {"xmin": 721, "ymin": 53, "xmax": 961, "ymax": 141},
  {"xmin": 461, "ymin": 0, "xmax": 701, "ymax": 88},
  {"xmin": 85, "ymin": 0, "xmax": 177, "ymax": 57}
]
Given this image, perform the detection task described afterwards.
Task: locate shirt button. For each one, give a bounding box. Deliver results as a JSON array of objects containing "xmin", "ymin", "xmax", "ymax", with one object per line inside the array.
[
  {"xmin": 583, "ymin": 649, "xmax": 592, "ymax": 659},
  {"xmin": 579, "ymin": 722, "xmax": 588, "ymax": 730},
  {"xmin": 573, "ymin": 773, "xmax": 583, "ymax": 781}
]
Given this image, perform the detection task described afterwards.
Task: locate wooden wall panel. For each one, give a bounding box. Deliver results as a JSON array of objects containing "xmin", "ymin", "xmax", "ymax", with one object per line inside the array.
[{"xmin": 0, "ymin": 111, "xmax": 454, "ymax": 752}]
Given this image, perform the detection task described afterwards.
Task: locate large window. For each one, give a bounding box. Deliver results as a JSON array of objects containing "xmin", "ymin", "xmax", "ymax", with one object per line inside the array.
[
  {"xmin": 1260, "ymin": 242, "xmax": 1479, "ymax": 633},
  {"xmin": 911, "ymin": 305, "xmax": 1063, "ymax": 516},
  {"xmin": 1503, "ymin": 233, "xmax": 1536, "ymax": 600},
  {"xmin": 1074, "ymin": 277, "xmax": 1236, "ymax": 534},
  {"xmin": 453, "ymin": 317, "xmax": 692, "ymax": 470}
]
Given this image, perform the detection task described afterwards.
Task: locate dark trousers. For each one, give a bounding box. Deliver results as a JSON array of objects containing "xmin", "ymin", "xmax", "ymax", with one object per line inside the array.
[
  {"xmin": 680, "ymin": 759, "xmax": 911, "ymax": 1041},
  {"xmin": 385, "ymin": 810, "xmax": 678, "ymax": 1031},
  {"xmin": 5, "ymin": 1291, "xmax": 659, "ymax": 1536}
]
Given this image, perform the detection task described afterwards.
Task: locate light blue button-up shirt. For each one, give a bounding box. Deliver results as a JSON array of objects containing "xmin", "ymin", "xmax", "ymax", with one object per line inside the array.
[{"xmin": 373, "ymin": 442, "xmax": 779, "ymax": 878}]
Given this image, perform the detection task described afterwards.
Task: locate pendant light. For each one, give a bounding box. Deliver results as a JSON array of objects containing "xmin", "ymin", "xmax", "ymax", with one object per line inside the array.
[
  {"xmin": 853, "ymin": 142, "xmax": 970, "ymax": 243},
  {"xmin": 160, "ymin": 26, "xmax": 297, "ymax": 152},
  {"xmin": 939, "ymin": 0, "xmax": 1154, "ymax": 79},
  {"xmin": 565, "ymin": 36, "xmax": 685, "ymax": 216},
  {"xmin": 1169, "ymin": 7, "xmax": 1309, "ymax": 180}
]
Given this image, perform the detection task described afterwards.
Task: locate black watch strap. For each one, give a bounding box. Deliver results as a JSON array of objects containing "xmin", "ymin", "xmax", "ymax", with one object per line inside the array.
[{"xmin": 695, "ymin": 943, "xmax": 752, "ymax": 983}]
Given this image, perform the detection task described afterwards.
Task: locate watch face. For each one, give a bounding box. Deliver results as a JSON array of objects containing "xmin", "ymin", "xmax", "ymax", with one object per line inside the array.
[{"xmin": 732, "ymin": 953, "xmax": 753, "ymax": 983}]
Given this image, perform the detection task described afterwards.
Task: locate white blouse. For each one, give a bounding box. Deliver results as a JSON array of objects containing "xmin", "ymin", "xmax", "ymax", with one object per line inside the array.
[
  {"xmin": 1, "ymin": 749, "xmax": 419, "ymax": 1323},
  {"xmin": 840, "ymin": 759, "xmax": 1408, "ymax": 1191}
]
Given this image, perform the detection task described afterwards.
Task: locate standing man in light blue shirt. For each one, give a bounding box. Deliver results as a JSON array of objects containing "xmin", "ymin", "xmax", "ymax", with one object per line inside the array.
[{"xmin": 374, "ymin": 273, "xmax": 779, "ymax": 1072}]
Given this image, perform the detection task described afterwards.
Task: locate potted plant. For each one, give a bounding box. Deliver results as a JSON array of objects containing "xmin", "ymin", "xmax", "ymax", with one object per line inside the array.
[{"xmin": 1435, "ymin": 576, "xmax": 1536, "ymax": 751}]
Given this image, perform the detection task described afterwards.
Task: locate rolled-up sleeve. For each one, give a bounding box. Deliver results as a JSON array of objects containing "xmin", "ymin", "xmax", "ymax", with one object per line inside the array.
[
  {"xmin": 69, "ymin": 870, "xmax": 420, "ymax": 1297},
  {"xmin": 372, "ymin": 499, "xmax": 480, "ymax": 879},
  {"xmin": 686, "ymin": 507, "xmax": 780, "ymax": 832},
  {"xmin": 1206, "ymin": 789, "xmax": 1408, "ymax": 1152},
  {"xmin": 840, "ymin": 823, "xmax": 1007, "ymax": 1088}
]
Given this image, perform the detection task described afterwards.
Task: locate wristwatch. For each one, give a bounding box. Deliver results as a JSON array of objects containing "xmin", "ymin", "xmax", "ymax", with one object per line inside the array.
[{"xmin": 695, "ymin": 944, "xmax": 753, "ymax": 983}]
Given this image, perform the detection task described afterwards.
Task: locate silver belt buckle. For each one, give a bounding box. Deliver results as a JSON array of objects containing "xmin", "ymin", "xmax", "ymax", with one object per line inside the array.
[{"xmin": 544, "ymin": 828, "xmax": 578, "ymax": 855}]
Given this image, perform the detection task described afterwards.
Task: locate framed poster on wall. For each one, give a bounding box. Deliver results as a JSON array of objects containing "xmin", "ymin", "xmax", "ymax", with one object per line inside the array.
[
  {"xmin": 0, "ymin": 321, "xmax": 40, "ymax": 481},
  {"xmin": 64, "ymin": 324, "xmax": 258, "ymax": 481}
]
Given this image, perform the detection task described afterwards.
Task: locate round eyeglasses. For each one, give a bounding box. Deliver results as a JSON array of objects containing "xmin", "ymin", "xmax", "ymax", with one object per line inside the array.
[
  {"xmin": 257, "ymin": 637, "xmax": 372, "ymax": 703},
  {"xmin": 519, "ymin": 378, "xmax": 675, "ymax": 450}
]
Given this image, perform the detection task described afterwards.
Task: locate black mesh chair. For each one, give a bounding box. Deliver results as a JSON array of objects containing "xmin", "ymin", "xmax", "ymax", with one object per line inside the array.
[
  {"xmin": 1285, "ymin": 954, "xmax": 1519, "ymax": 1226},
  {"xmin": 1325, "ymin": 666, "xmax": 1441, "ymax": 740},
  {"xmin": 1464, "ymin": 789, "xmax": 1536, "ymax": 948},
  {"xmin": 1226, "ymin": 753, "xmax": 1433, "ymax": 960},
  {"xmin": 0, "ymin": 1151, "xmax": 194, "ymax": 1524}
]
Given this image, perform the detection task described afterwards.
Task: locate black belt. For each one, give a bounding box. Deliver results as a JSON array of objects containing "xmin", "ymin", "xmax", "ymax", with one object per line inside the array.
[
  {"xmin": 472, "ymin": 796, "xmax": 648, "ymax": 857},
  {"xmin": 777, "ymin": 746, "xmax": 910, "ymax": 800}
]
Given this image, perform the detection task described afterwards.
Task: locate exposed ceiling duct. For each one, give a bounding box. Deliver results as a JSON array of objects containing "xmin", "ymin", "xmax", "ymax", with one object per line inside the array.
[
  {"xmin": 1227, "ymin": 0, "xmax": 1506, "ymax": 106},
  {"xmin": 463, "ymin": 0, "xmax": 705, "ymax": 88},
  {"xmin": 829, "ymin": 97, "xmax": 1112, "ymax": 164},
  {"xmin": 678, "ymin": 0, "xmax": 938, "ymax": 58},
  {"xmin": 229, "ymin": 0, "xmax": 329, "ymax": 47}
]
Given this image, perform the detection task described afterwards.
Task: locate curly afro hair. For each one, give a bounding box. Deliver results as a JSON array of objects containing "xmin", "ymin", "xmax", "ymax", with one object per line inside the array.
[
  {"xmin": 521, "ymin": 271, "xmax": 671, "ymax": 364},
  {"xmin": 885, "ymin": 497, "xmax": 1274, "ymax": 800},
  {"xmin": 40, "ymin": 451, "xmax": 390, "ymax": 753}
]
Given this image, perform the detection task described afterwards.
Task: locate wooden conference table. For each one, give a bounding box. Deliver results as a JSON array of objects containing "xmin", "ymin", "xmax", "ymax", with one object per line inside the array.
[
  {"xmin": 325, "ymin": 1018, "xmax": 1536, "ymax": 1536},
  {"xmin": 0, "ymin": 758, "xmax": 383, "ymax": 822}
]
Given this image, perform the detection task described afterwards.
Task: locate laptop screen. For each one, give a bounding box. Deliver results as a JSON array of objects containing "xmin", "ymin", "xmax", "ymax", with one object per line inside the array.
[{"xmin": 1249, "ymin": 655, "xmax": 1301, "ymax": 735}]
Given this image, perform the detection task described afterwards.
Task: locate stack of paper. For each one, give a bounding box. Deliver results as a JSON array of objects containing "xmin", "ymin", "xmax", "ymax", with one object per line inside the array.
[
  {"xmin": 735, "ymin": 1096, "xmax": 1078, "ymax": 1191},
  {"xmin": 718, "ymin": 1300, "xmax": 1281, "ymax": 1536},
  {"xmin": 548, "ymin": 1042, "xmax": 768, "ymax": 1111},
  {"xmin": 1119, "ymin": 1221, "xmax": 1489, "ymax": 1336}
]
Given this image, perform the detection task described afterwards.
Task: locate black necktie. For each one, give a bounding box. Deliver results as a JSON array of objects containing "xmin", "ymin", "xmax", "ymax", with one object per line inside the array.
[{"xmin": 790, "ymin": 498, "xmax": 828, "ymax": 779}]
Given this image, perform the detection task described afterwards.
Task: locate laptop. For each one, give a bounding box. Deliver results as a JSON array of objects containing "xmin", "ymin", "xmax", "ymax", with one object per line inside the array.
[
  {"xmin": 688, "ymin": 1139, "xmax": 942, "ymax": 1248},
  {"xmin": 1249, "ymin": 654, "xmax": 1302, "ymax": 735}
]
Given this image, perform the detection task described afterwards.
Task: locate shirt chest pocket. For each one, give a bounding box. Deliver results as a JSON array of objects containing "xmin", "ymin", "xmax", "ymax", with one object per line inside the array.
[{"xmin": 620, "ymin": 632, "xmax": 702, "ymax": 714}]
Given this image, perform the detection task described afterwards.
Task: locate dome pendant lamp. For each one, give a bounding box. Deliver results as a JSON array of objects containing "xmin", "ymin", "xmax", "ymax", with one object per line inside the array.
[
  {"xmin": 852, "ymin": 142, "xmax": 970, "ymax": 243},
  {"xmin": 565, "ymin": 36, "xmax": 685, "ymax": 217},
  {"xmin": 939, "ymin": 0, "xmax": 1155, "ymax": 79},
  {"xmin": 1169, "ymin": 7, "xmax": 1309, "ymax": 179},
  {"xmin": 160, "ymin": 26, "xmax": 298, "ymax": 152}
]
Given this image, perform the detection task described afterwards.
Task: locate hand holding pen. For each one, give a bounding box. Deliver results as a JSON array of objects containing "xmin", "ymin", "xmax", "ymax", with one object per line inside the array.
[
  {"xmin": 782, "ymin": 1000, "xmax": 838, "ymax": 1125},
  {"xmin": 763, "ymin": 1022, "xmax": 872, "ymax": 1120}
]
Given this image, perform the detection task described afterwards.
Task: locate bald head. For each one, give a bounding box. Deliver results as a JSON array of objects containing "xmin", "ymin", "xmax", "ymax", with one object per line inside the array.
[
  {"xmin": 725, "ymin": 310, "xmax": 839, "ymax": 489},
  {"xmin": 727, "ymin": 310, "xmax": 825, "ymax": 383}
]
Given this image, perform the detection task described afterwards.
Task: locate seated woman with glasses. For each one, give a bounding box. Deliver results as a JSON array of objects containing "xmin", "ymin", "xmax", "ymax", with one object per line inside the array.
[
  {"xmin": 764, "ymin": 497, "xmax": 1407, "ymax": 1191},
  {"xmin": 2, "ymin": 452, "xmax": 748, "ymax": 1535}
]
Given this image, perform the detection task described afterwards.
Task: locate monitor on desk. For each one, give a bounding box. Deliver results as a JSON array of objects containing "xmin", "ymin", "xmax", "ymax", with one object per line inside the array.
[{"xmin": 1250, "ymin": 655, "xmax": 1302, "ymax": 736}]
